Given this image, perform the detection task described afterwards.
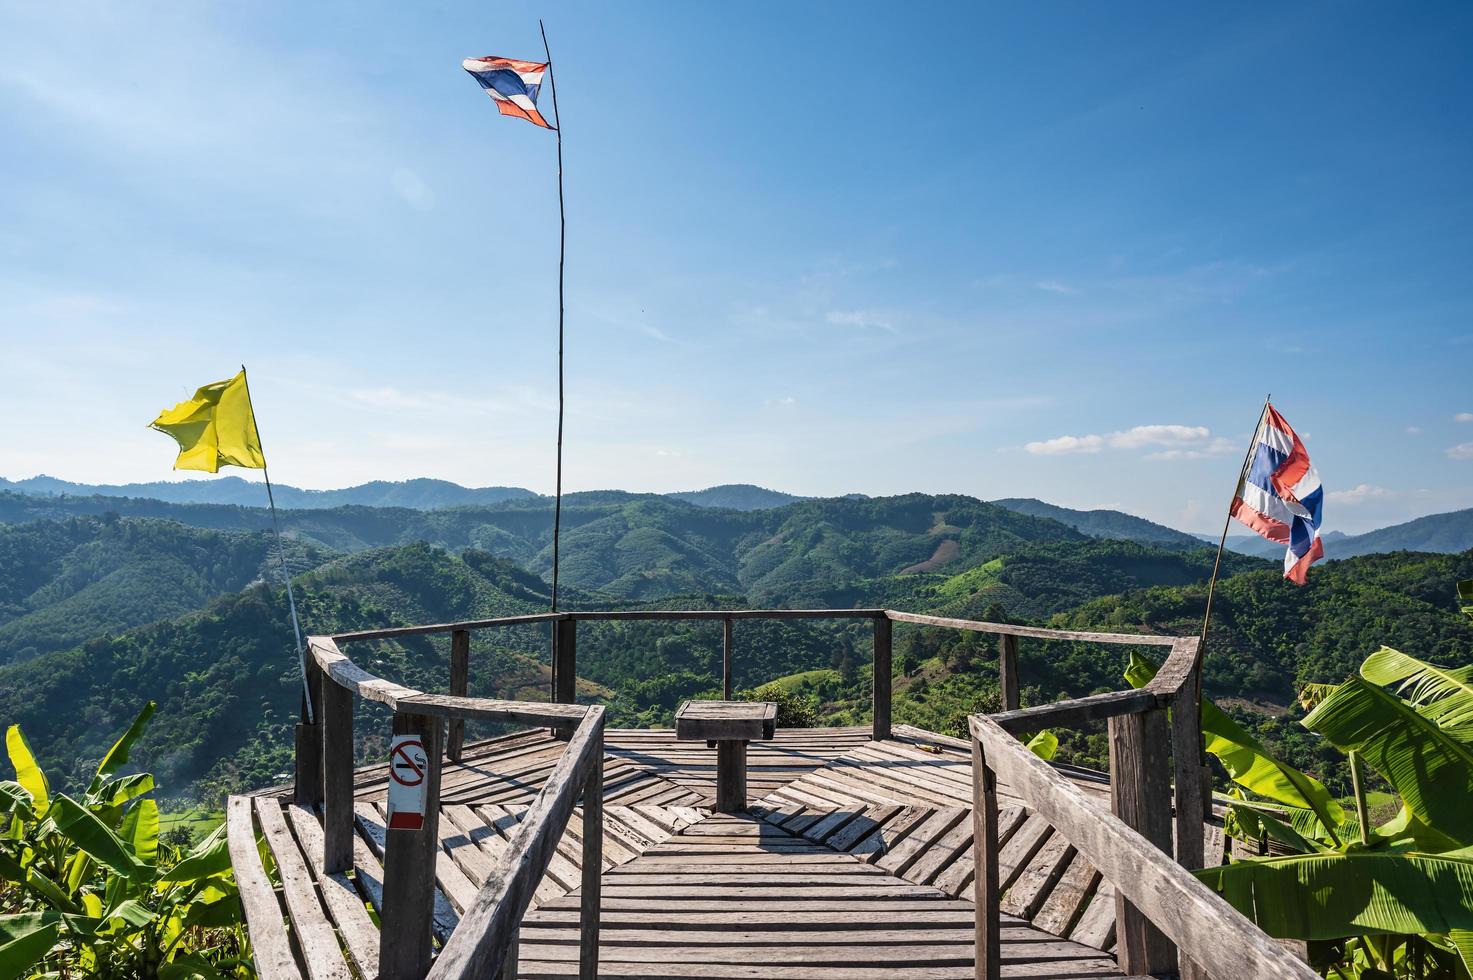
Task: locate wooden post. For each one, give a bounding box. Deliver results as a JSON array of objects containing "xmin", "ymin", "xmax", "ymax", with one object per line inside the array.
[
  {"xmin": 554, "ymin": 617, "xmax": 577, "ymax": 705},
  {"xmin": 715, "ymin": 740, "xmax": 747, "ymax": 812},
  {"xmin": 971, "ymin": 733, "xmax": 1001, "ymax": 980},
  {"xmin": 447, "ymin": 629, "xmax": 470, "ymax": 761},
  {"xmin": 579, "ymin": 726, "xmax": 603, "ymax": 980},
  {"xmin": 294, "ymin": 659, "xmax": 323, "ymax": 807},
  {"xmin": 379, "ymin": 712, "xmax": 443, "ymax": 980},
  {"xmin": 999, "ymin": 634, "xmax": 1020, "ymax": 712},
  {"xmin": 320, "ymin": 677, "xmax": 354, "ymax": 874},
  {"xmin": 1172, "ymin": 664, "xmax": 1211, "ymax": 980},
  {"xmin": 498, "ymin": 936, "xmax": 518, "ymax": 980},
  {"xmin": 1108, "ymin": 707, "xmax": 1177, "ymax": 976},
  {"xmin": 722, "ymin": 616, "xmax": 734, "ymax": 700},
  {"xmin": 872, "ymin": 615, "xmax": 892, "ymax": 741}
]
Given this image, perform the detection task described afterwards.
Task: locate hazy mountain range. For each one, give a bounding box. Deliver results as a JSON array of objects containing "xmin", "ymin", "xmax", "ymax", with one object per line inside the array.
[{"xmin": 3, "ymin": 475, "xmax": 1469, "ymax": 561}]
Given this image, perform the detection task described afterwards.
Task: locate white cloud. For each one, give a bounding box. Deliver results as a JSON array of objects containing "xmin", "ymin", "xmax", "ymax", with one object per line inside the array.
[
  {"xmin": 825, "ymin": 310, "xmax": 897, "ymax": 332},
  {"xmin": 1456, "ymin": 413, "xmax": 1473, "ymax": 423},
  {"xmin": 1448, "ymin": 442, "xmax": 1473, "ymax": 461},
  {"xmin": 1025, "ymin": 424, "xmax": 1231, "ymax": 458},
  {"xmin": 1329, "ymin": 484, "xmax": 1391, "ymax": 505},
  {"xmin": 1407, "ymin": 426, "xmax": 1422, "ymax": 435},
  {"xmin": 1025, "ymin": 434, "xmax": 1106, "ymax": 455},
  {"xmin": 1034, "ymin": 279, "xmax": 1078, "ymax": 295}
]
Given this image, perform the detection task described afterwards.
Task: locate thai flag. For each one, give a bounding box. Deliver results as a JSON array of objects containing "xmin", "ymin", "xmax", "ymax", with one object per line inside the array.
[
  {"xmin": 1230, "ymin": 404, "xmax": 1325, "ymax": 584},
  {"xmin": 462, "ymin": 56, "xmax": 554, "ymax": 129}
]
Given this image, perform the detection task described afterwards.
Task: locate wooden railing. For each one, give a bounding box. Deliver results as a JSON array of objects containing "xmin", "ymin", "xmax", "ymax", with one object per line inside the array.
[
  {"xmin": 298, "ymin": 606, "xmax": 1311, "ymax": 979},
  {"xmin": 298, "ymin": 635, "xmax": 604, "ymax": 980},
  {"xmin": 966, "ymin": 635, "xmax": 1317, "ymax": 980}
]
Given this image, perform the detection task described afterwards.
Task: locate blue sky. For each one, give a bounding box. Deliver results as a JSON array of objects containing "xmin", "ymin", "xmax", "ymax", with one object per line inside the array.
[{"xmin": 1, "ymin": 2, "xmax": 1470, "ymax": 534}]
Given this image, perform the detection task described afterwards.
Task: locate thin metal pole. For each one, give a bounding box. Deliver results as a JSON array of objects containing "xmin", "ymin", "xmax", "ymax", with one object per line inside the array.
[
  {"xmin": 540, "ymin": 19, "xmax": 565, "ymax": 614},
  {"xmin": 1197, "ymin": 394, "xmax": 1272, "ymax": 661},
  {"xmin": 241, "ymin": 366, "xmax": 313, "ymax": 724}
]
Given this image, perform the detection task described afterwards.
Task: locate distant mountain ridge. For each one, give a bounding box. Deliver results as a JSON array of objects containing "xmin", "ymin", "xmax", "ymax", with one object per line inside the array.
[
  {"xmin": 989, "ymin": 497, "xmax": 1204, "ymax": 550},
  {"xmin": 0, "ymin": 475, "xmax": 536, "ymax": 510}
]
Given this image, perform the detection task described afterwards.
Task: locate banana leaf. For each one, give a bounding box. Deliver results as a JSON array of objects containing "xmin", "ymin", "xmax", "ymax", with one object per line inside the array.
[
  {"xmin": 1025, "ymin": 730, "xmax": 1059, "ymax": 761},
  {"xmin": 4, "ymin": 727, "xmax": 48, "ymax": 814},
  {"xmin": 1303, "ymin": 678, "xmax": 1473, "ymax": 846},
  {"xmin": 1458, "ymin": 579, "xmax": 1472, "ymax": 621},
  {"xmin": 159, "ymin": 825, "xmax": 230, "ymax": 885},
  {"xmin": 121, "ymin": 798, "xmax": 160, "ymax": 869},
  {"xmin": 88, "ymin": 701, "xmax": 155, "ymax": 797},
  {"xmin": 47, "ymin": 795, "xmax": 147, "ymax": 882},
  {"xmin": 1196, "ymin": 845, "xmax": 1473, "ymax": 941},
  {"xmin": 1361, "ymin": 647, "xmax": 1473, "ymax": 738},
  {"xmin": 1126, "ymin": 653, "xmax": 1344, "ymax": 834},
  {"xmin": 0, "ymin": 783, "xmax": 33, "ymax": 822},
  {"xmin": 90, "ymin": 773, "xmax": 155, "ymax": 811},
  {"xmin": 0, "ymin": 918, "xmax": 58, "ymax": 980}
]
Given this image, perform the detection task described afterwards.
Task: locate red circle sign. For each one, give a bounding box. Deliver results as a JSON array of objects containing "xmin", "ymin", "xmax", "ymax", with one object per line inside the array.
[{"xmin": 390, "ymin": 741, "xmax": 425, "ymax": 786}]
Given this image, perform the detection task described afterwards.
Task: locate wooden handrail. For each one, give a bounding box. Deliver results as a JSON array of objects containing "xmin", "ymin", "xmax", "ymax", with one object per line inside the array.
[
  {"xmin": 427, "ymin": 706, "xmax": 605, "ymax": 980},
  {"xmin": 883, "ymin": 609, "xmax": 1180, "ymax": 646},
  {"xmin": 989, "ymin": 688, "xmax": 1159, "ymax": 735},
  {"xmin": 969, "ymin": 712, "xmax": 1315, "ymax": 980}
]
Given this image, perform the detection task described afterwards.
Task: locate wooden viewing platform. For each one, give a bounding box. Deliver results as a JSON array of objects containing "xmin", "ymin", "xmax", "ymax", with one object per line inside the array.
[{"xmin": 228, "ymin": 609, "xmax": 1318, "ymax": 980}]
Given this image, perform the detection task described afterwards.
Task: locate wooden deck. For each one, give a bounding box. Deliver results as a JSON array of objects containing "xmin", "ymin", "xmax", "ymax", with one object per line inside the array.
[{"xmin": 241, "ymin": 724, "xmax": 1154, "ymax": 979}]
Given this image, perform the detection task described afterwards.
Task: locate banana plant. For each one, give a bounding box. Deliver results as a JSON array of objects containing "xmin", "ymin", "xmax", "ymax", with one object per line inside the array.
[{"xmin": 0, "ymin": 703, "xmax": 251, "ymax": 979}]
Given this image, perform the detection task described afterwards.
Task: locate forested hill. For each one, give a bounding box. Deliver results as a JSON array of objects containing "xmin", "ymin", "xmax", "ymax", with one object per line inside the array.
[
  {"xmin": 990, "ymin": 498, "xmax": 1204, "ymax": 550},
  {"xmin": 0, "ymin": 475, "xmax": 537, "ymax": 509}
]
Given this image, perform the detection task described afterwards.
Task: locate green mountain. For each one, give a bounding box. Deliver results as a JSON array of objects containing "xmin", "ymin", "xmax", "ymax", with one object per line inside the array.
[
  {"xmin": 0, "ymin": 516, "xmax": 330, "ymax": 664},
  {"xmin": 667, "ymin": 484, "xmax": 805, "ymax": 510},
  {"xmin": 1333, "ymin": 507, "xmax": 1473, "ymax": 557},
  {"xmin": 990, "ymin": 497, "xmax": 1205, "ymax": 550},
  {"xmin": 0, "ymin": 475, "xmax": 536, "ymax": 509}
]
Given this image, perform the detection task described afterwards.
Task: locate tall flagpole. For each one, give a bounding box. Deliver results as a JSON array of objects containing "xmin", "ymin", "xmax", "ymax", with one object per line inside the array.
[
  {"xmin": 1197, "ymin": 393, "xmax": 1273, "ymax": 660},
  {"xmin": 240, "ymin": 366, "xmax": 313, "ymax": 724},
  {"xmin": 540, "ymin": 19, "xmax": 566, "ymax": 615}
]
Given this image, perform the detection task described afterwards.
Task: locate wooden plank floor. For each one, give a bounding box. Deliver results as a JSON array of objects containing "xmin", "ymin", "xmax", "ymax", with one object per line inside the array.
[{"xmin": 236, "ymin": 725, "xmax": 1144, "ymax": 978}]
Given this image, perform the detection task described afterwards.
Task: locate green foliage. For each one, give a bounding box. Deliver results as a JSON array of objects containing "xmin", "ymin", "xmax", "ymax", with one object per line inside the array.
[
  {"xmin": 737, "ymin": 683, "xmax": 819, "ymax": 728},
  {"xmin": 0, "ymin": 704, "xmax": 248, "ymax": 979}
]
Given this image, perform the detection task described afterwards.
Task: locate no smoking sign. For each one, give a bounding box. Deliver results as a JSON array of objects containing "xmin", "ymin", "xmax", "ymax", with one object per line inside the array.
[{"xmin": 387, "ymin": 734, "xmax": 429, "ymax": 831}]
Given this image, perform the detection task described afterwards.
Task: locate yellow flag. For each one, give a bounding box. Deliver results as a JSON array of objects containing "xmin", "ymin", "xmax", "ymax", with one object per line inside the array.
[{"xmin": 149, "ymin": 370, "xmax": 266, "ymax": 472}]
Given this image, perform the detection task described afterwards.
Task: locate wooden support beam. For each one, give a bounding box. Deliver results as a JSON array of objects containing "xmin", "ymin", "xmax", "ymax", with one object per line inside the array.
[
  {"xmin": 320, "ymin": 678, "xmax": 354, "ymax": 875},
  {"xmin": 872, "ymin": 615, "xmax": 892, "ymax": 741},
  {"xmin": 294, "ymin": 661, "xmax": 323, "ymax": 807},
  {"xmin": 714, "ymin": 739, "xmax": 748, "ymax": 813},
  {"xmin": 379, "ymin": 712, "xmax": 443, "ymax": 980},
  {"xmin": 1171, "ymin": 659, "xmax": 1211, "ymax": 980},
  {"xmin": 999, "ymin": 634, "xmax": 1020, "ymax": 712},
  {"xmin": 579, "ymin": 726, "xmax": 603, "ymax": 980},
  {"xmin": 553, "ymin": 617, "xmax": 577, "ymax": 705},
  {"xmin": 447, "ymin": 629, "xmax": 470, "ymax": 762},
  {"xmin": 722, "ymin": 616, "xmax": 734, "ymax": 700},
  {"xmin": 993, "ymin": 688, "xmax": 1159, "ymax": 736},
  {"xmin": 1108, "ymin": 707, "xmax": 1176, "ymax": 976},
  {"xmin": 971, "ymin": 735, "xmax": 1001, "ymax": 980}
]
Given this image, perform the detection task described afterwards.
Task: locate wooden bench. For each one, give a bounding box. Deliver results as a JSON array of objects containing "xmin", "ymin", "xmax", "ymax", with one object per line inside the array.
[{"xmin": 675, "ymin": 700, "xmax": 777, "ymax": 812}]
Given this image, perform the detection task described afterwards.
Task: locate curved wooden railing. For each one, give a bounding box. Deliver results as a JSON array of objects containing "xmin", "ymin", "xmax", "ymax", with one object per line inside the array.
[
  {"xmin": 299, "ymin": 635, "xmax": 604, "ymax": 980},
  {"xmin": 297, "ymin": 607, "xmax": 1303, "ymax": 979}
]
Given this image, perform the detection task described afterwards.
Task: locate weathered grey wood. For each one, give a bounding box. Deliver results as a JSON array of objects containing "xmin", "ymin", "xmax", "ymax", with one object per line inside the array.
[
  {"xmin": 884, "ymin": 610, "xmax": 1178, "ymax": 647},
  {"xmin": 873, "ymin": 615, "xmax": 892, "ymax": 741},
  {"xmin": 334, "ymin": 611, "xmax": 564, "ymax": 643},
  {"xmin": 971, "ymin": 737, "xmax": 1001, "ymax": 980},
  {"xmin": 254, "ymin": 799, "xmax": 352, "ymax": 980},
  {"xmin": 320, "ymin": 676, "xmax": 354, "ymax": 874},
  {"xmin": 722, "ymin": 616, "xmax": 734, "ymax": 700},
  {"xmin": 993, "ymin": 690, "xmax": 1159, "ymax": 736},
  {"xmin": 1108, "ymin": 707, "xmax": 1175, "ymax": 975},
  {"xmin": 675, "ymin": 700, "xmax": 776, "ymax": 742},
  {"xmin": 426, "ymin": 707, "xmax": 606, "ymax": 980},
  {"xmin": 715, "ymin": 739, "xmax": 748, "ymax": 813},
  {"xmin": 284, "ymin": 804, "xmax": 380, "ymax": 977},
  {"xmin": 1143, "ymin": 636, "xmax": 1203, "ymax": 699},
  {"xmin": 448, "ymin": 628, "xmax": 470, "ymax": 761},
  {"xmin": 554, "ymin": 617, "xmax": 577, "ymax": 705},
  {"xmin": 295, "ymin": 662, "xmax": 323, "ymax": 807},
  {"xmin": 226, "ymin": 797, "xmax": 301, "ymax": 980},
  {"xmin": 379, "ymin": 712, "xmax": 443, "ymax": 980},
  {"xmin": 579, "ymin": 726, "xmax": 604, "ymax": 980},
  {"xmin": 498, "ymin": 933, "xmax": 519, "ymax": 980},
  {"xmin": 1169, "ymin": 651, "xmax": 1210, "ymax": 980},
  {"xmin": 970, "ymin": 713, "xmax": 1317, "ymax": 980},
  {"xmin": 999, "ymin": 634, "xmax": 1020, "ymax": 712}
]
